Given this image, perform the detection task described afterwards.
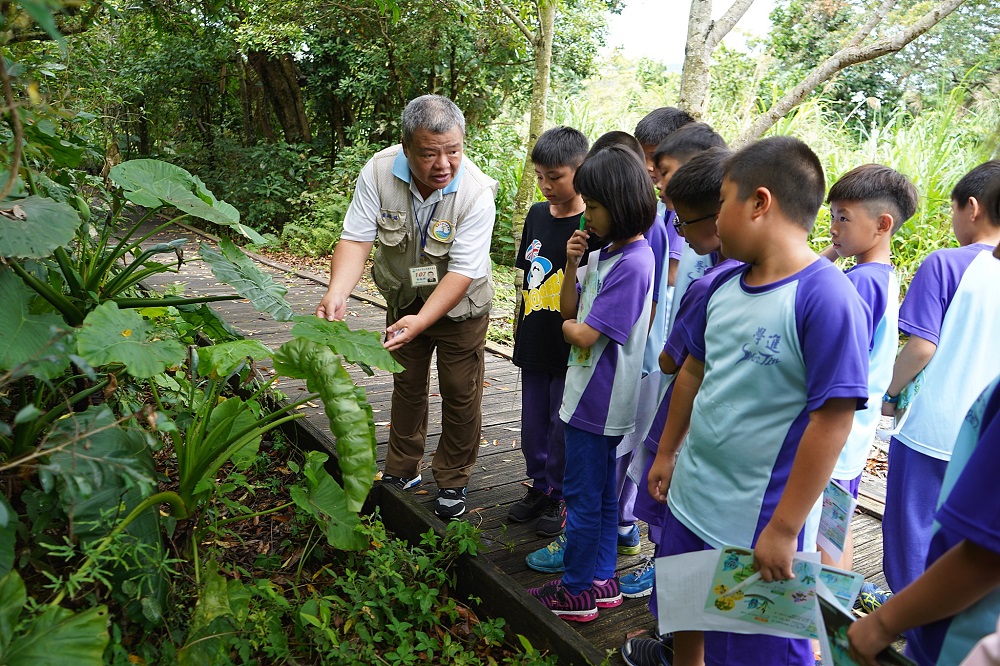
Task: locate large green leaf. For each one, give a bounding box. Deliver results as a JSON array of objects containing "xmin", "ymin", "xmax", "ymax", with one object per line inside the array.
[
  {"xmin": 0, "ymin": 568, "xmax": 26, "ymax": 648},
  {"xmin": 204, "ymin": 396, "xmax": 261, "ymax": 472},
  {"xmin": 177, "ymin": 559, "xmax": 235, "ymax": 666},
  {"xmin": 0, "ymin": 499, "xmax": 17, "ymax": 580},
  {"xmin": 196, "ymin": 339, "xmax": 272, "ymax": 378},
  {"xmin": 0, "ymin": 196, "xmax": 80, "ymax": 259},
  {"xmin": 199, "ymin": 238, "xmax": 293, "ymax": 322},
  {"xmin": 272, "ymin": 338, "xmax": 376, "ymax": 512},
  {"xmin": 76, "ymin": 302, "xmax": 186, "ymax": 378},
  {"xmin": 22, "ymin": 120, "xmax": 84, "ymax": 168},
  {"xmin": 289, "ymin": 451, "xmax": 366, "ymax": 551},
  {"xmin": 0, "ymin": 269, "xmax": 70, "ymax": 379},
  {"xmin": 290, "ymin": 316, "xmax": 403, "ymax": 375},
  {"xmin": 175, "ymin": 303, "xmax": 243, "ymax": 344},
  {"xmin": 1, "ymin": 601, "xmax": 108, "ymax": 666},
  {"xmin": 109, "ymin": 160, "xmax": 264, "ymax": 243},
  {"xmin": 41, "ymin": 406, "xmax": 158, "ymax": 536}
]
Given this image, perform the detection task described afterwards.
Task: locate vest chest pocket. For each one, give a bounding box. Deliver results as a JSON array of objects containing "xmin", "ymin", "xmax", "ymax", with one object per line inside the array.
[
  {"xmin": 422, "ymin": 218, "xmax": 456, "ymax": 259},
  {"xmin": 377, "ymin": 210, "xmax": 409, "ymax": 250}
]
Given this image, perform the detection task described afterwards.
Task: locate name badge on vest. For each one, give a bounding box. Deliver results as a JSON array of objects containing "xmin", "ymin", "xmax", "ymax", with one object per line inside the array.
[
  {"xmin": 409, "ymin": 265, "xmax": 439, "ymax": 287},
  {"xmin": 430, "ymin": 219, "xmax": 454, "ymax": 243}
]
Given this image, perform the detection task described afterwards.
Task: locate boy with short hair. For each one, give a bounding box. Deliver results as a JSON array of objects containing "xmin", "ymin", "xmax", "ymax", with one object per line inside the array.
[
  {"xmin": 820, "ymin": 164, "xmax": 918, "ymax": 577},
  {"xmin": 881, "ymin": 160, "xmax": 1000, "ymax": 598},
  {"xmin": 849, "ymin": 194, "xmax": 1000, "ymax": 664},
  {"xmin": 509, "ymin": 126, "xmax": 598, "ymax": 537},
  {"xmin": 646, "ymin": 136, "xmax": 870, "ymax": 666},
  {"xmin": 654, "ymin": 123, "xmax": 729, "ymax": 335}
]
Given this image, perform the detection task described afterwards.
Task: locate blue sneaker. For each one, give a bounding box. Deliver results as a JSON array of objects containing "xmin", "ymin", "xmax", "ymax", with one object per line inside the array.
[
  {"xmin": 855, "ymin": 582, "xmax": 892, "ymax": 613},
  {"xmin": 618, "ymin": 524, "xmax": 641, "ymax": 555},
  {"xmin": 526, "ymin": 535, "xmax": 566, "ymax": 573},
  {"xmin": 620, "ymin": 557, "xmax": 655, "ymax": 598}
]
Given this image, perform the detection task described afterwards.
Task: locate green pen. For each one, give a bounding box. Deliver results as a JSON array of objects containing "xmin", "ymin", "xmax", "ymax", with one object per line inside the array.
[{"xmin": 579, "ymin": 213, "xmax": 586, "ymax": 231}]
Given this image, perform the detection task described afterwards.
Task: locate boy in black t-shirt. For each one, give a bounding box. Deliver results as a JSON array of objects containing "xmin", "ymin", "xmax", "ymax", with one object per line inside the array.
[{"xmin": 509, "ymin": 126, "xmax": 596, "ymax": 537}]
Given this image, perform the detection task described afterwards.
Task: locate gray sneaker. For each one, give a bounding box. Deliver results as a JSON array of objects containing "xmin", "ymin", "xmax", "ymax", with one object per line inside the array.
[
  {"xmin": 435, "ymin": 487, "xmax": 467, "ymax": 519},
  {"xmin": 382, "ymin": 473, "xmax": 422, "ymax": 490}
]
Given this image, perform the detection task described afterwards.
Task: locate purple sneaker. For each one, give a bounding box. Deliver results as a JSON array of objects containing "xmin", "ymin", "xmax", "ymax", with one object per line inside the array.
[
  {"xmin": 527, "ymin": 580, "xmax": 598, "ymax": 622},
  {"xmin": 592, "ymin": 577, "xmax": 623, "ymax": 608}
]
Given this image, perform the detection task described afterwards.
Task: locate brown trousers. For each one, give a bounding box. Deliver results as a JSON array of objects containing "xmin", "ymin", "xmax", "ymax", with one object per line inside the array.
[{"xmin": 385, "ymin": 305, "xmax": 488, "ymax": 488}]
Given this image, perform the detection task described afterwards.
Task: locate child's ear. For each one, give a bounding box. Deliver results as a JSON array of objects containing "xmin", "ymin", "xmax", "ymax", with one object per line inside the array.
[
  {"xmin": 877, "ymin": 213, "xmax": 893, "ymax": 234},
  {"xmin": 752, "ymin": 186, "xmax": 773, "ymax": 219},
  {"xmin": 967, "ymin": 196, "xmax": 983, "ymax": 223}
]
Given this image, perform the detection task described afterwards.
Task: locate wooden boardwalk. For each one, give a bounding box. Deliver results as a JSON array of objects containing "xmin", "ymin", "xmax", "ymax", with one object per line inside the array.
[{"xmin": 140, "ymin": 221, "xmax": 890, "ymax": 663}]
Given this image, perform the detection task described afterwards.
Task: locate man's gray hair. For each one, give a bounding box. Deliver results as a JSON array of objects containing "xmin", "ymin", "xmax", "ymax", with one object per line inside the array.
[{"xmin": 402, "ymin": 95, "xmax": 466, "ymax": 146}]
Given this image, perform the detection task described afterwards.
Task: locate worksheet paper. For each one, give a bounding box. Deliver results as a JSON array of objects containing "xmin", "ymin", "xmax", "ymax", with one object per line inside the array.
[{"xmin": 655, "ymin": 548, "xmax": 862, "ymax": 640}]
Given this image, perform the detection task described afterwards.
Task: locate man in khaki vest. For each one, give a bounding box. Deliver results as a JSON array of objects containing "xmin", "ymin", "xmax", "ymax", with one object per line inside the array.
[{"xmin": 316, "ymin": 95, "xmax": 498, "ymax": 520}]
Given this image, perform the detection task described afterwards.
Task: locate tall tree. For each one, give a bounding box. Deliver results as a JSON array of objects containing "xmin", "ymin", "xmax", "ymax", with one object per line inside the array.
[
  {"xmin": 497, "ymin": 0, "xmax": 555, "ymax": 244},
  {"xmin": 679, "ymin": 0, "xmax": 968, "ymax": 143}
]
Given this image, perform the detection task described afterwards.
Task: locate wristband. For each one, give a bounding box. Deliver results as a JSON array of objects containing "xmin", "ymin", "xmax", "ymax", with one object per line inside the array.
[{"xmin": 882, "ymin": 392, "xmax": 899, "ymax": 404}]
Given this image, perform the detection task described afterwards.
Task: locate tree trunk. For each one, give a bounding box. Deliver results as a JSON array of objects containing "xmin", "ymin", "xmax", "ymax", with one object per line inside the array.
[
  {"xmin": 510, "ymin": 0, "xmax": 554, "ymax": 246},
  {"xmin": 246, "ymin": 50, "xmax": 311, "ymax": 144},
  {"xmin": 679, "ymin": 0, "xmax": 713, "ymax": 118},
  {"xmin": 679, "ymin": 0, "xmax": 756, "ymax": 118}
]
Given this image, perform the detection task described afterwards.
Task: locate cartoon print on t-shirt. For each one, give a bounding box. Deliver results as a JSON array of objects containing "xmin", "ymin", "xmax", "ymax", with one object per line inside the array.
[
  {"xmin": 524, "ymin": 250, "xmax": 564, "ymax": 315},
  {"xmin": 528, "ymin": 257, "xmax": 552, "ymax": 289}
]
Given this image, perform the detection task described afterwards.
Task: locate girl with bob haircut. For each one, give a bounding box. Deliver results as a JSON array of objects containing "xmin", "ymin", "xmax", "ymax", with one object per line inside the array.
[{"xmin": 527, "ymin": 144, "xmax": 658, "ymax": 622}]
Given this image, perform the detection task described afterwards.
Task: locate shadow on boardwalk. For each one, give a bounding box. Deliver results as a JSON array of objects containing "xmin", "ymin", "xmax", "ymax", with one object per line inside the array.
[{"xmin": 140, "ymin": 221, "xmax": 890, "ymax": 664}]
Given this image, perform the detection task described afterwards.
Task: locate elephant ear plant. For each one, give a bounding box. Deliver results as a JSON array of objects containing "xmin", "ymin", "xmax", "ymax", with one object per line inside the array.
[{"xmin": 0, "ymin": 158, "xmax": 401, "ymax": 662}]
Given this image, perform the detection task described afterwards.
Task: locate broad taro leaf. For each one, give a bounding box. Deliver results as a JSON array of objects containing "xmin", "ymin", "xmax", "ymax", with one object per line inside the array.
[
  {"xmin": 0, "ymin": 196, "xmax": 80, "ymax": 259},
  {"xmin": 76, "ymin": 302, "xmax": 185, "ymax": 378},
  {"xmin": 1, "ymin": 603, "xmax": 109, "ymax": 666},
  {"xmin": 290, "ymin": 316, "xmax": 403, "ymax": 375},
  {"xmin": 40, "ymin": 406, "xmax": 167, "ymax": 622},
  {"xmin": 109, "ymin": 160, "xmax": 264, "ymax": 243},
  {"xmin": 272, "ymin": 338, "xmax": 376, "ymax": 512},
  {"xmin": 196, "ymin": 339, "xmax": 272, "ymax": 378},
  {"xmin": 175, "ymin": 303, "xmax": 243, "ymax": 343},
  {"xmin": 289, "ymin": 451, "xmax": 366, "ymax": 551},
  {"xmin": 22, "ymin": 120, "xmax": 85, "ymax": 168},
  {"xmin": 204, "ymin": 396, "xmax": 261, "ymax": 472},
  {"xmin": 199, "ymin": 238, "xmax": 292, "ymax": 322},
  {"xmin": 41, "ymin": 405, "xmax": 158, "ymax": 539},
  {"xmin": 177, "ymin": 559, "xmax": 236, "ymax": 666},
  {"xmin": 0, "ymin": 270, "xmax": 70, "ymax": 379}
]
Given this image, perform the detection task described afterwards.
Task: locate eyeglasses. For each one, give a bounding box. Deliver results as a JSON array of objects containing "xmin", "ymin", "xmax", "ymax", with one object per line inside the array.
[{"xmin": 672, "ymin": 211, "xmax": 719, "ymax": 233}]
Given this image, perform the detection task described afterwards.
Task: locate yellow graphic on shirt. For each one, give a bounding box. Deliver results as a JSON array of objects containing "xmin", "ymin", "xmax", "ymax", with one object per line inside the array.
[{"xmin": 525, "ymin": 268, "xmax": 564, "ymax": 314}]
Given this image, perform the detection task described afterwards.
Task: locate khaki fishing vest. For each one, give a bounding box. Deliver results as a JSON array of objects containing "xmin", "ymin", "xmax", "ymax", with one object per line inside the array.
[{"xmin": 370, "ymin": 144, "xmax": 498, "ymax": 321}]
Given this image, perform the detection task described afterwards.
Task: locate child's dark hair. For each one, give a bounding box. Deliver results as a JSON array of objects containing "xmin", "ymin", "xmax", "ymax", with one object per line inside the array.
[
  {"xmin": 664, "ymin": 147, "xmax": 732, "ymax": 213},
  {"xmin": 634, "ymin": 107, "xmax": 695, "ymax": 148},
  {"xmin": 952, "ymin": 160, "xmax": 1000, "ymax": 209},
  {"xmin": 531, "ymin": 126, "xmax": 589, "ymax": 169},
  {"xmin": 723, "ymin": 136, "xmax": 825, "ymax": 232},
  {"xmin": 653, "ymin": 122, "xmax": 728, "ymax": 165},
  {"xmin": 587, "ymin": 131, "xmax": 645, "ymax": 163},
  {"xmin": 983, "ymin": 178, "xmax": 1000, "ymax": 227},
  {"xmin": 575, "ymin": 145, "xmax": 656, "ymax": 243},
  {"xmin": 826, "ymin": 164, "xmax": 919, "ymax": 233}
]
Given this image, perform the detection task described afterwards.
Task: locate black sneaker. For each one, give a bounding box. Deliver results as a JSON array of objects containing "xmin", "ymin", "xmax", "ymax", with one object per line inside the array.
[
  {"xmin": 435, "ymin": 487, "xmax": 467, "ymax": 519},
  {"xmin": 535, "ymin": 498, "xmax": 566, "ymax": 537},
  {"xmin": 507, "ymin": 486, "xmax": 549, "ymax": 523},
  {"xmin": 621, "ymin": 636, "xmax": 673, "ymax": 666},
  {"xmin": 381, "ymin": 473, "xmax": 422, "ymax": 490}
]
